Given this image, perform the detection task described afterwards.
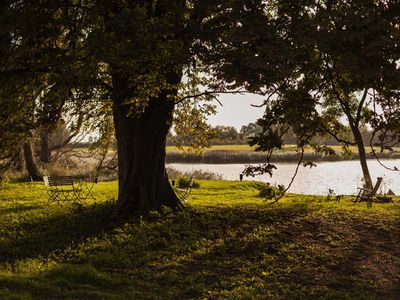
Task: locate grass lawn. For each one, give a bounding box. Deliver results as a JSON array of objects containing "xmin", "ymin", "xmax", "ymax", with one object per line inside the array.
[{"xmin": 0, "ymin": 180, "xmax": 399, "ymax": 299}]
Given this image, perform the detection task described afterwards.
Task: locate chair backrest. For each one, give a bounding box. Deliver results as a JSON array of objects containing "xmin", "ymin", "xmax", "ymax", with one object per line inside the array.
[
  {"xmin": 43, "ymin": 176, "xmax": 50, "ymax": 187},
  {"xmin": 43, "ymin": 176, "xmax": 74, "ymax": 187},
  {"xmin": 370, "ymin": 177, "xmax": 383, "ymax": 195}
]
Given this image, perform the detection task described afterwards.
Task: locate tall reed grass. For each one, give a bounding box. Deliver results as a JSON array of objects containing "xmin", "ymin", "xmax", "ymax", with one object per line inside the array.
[
  {"xmin": 166, "ymin": 150, "xmax": 400, "ymax": 164},
  {"xmin": 166, "ymin": 166, "xmax": 223, "ymax": 180}
]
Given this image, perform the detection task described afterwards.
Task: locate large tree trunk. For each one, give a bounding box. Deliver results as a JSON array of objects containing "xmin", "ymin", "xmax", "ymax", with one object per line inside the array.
[
  {"xmin": 352, "ymin": 126, "xmax": 373, "ymax": 189},
  {"xmin": 23, "ymin": 140, "xmax": 42, "ymax": 181},
  {"xmin": 111, "ymin": 79, "xmax": 182, "ymax": 217}
]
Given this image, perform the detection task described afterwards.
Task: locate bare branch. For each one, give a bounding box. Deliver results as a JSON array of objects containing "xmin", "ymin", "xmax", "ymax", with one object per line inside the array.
[
  {"xmin": 355, "ymin": 88, "xmax": 369, "ymax": 126},
  {"xmin": 271, "ymin": 146, "xmax": 305, "ymax": 203},
  {"xmin": 320, "ymin": 124, "xmax": 356, "ymax": 146},
  {"xmin": 175, "ymin": 89, "xmax": 254, "ymax": 105},
  {"xmin": 368, "ymin": 91, "xmax": 400, "ymax": 173}
]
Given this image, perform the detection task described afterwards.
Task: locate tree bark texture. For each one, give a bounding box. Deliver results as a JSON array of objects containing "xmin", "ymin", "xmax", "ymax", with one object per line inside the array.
[
  {"xmin": 111, "ymin": 79, "xmax": 182, "ymax": 217},
  {"xmin": 342, "ymin": 101, "xmax": 373, "ymax": 190},
  {"xmin": 39, "ymin": 130, "xmax": 52, "ymax": 163},
  {"xmin": 13, "ymin": 146, "xmax": 26, "ymax": 171},
  {"xmin": 23, "ymin": 140, "xmax": 42, "ymax": 181}
]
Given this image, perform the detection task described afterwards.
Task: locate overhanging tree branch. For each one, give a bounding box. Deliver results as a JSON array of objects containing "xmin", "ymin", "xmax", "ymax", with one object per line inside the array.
[{"xmin": 176, "ymin": 89, "xmax": 252, "ymax": 105}]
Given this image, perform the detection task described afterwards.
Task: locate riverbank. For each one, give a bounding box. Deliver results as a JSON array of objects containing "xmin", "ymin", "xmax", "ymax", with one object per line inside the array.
[
  {"xmin": 168, "ymin": 159, "xmax": 400, "ymax": 195},
  {"xmin": 0, "ymin": 180, "xmax": 399, "ymax": 299},
  {"xmin": 166, "ymin": 148, "xmax": 400, "ymax": 164}
]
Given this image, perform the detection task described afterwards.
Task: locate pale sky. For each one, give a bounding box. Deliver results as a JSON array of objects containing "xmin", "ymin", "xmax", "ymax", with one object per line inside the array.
[{"xmin": 207, "ymin": 93, "xmax": 266, "ymax": 130}]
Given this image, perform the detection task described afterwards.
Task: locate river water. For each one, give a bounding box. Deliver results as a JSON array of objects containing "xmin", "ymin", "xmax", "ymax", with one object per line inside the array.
[{"xmin": 168, "ymin": 159, "xmax": 400, "ymax": 195}]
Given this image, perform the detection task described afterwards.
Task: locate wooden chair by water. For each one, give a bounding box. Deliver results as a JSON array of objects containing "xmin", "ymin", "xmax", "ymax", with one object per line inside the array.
[{"xmin": 354, "ymin": 177, "xmax": 383, "ymax": 202}]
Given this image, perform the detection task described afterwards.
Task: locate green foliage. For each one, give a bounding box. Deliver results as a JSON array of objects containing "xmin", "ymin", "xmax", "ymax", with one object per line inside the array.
[
  {"xmin": 257, "ymin": 184, "xmax": 285, "ymax": 200},
  {"xmin": 211, "ymin": 126, "xmax": 242, "ymax": 145},
  {"xmin": 207, "ymin": 0, "xmax": 400, "ymax": 185},
  {"xmin": 169, "ymin": 124, "xmax": 248, "ymax": 148},
  {"xmin": 240, "ymin": 122, "xmax": 262, "ymax": 140},
  {"xmin": 167, "ymin": 167, "xmax": 223, "ymax": 181},
  {"xmin": 172, "ymin": 68, "xmax": 218, "ymax": 152},
  {"xmin": 184, "ymin": 169, "xmax": 223, "ymax": 181},
  {"xmin": 172, "ymin": 99, "xmax": 217, "ymax": 153},
  {"xmin": 341, "ymin": 145, "xmax": 354, "ymax": 160},
  {"xmin": 176, "ymin": 176, "xmax": 200, "ymax": 189}
]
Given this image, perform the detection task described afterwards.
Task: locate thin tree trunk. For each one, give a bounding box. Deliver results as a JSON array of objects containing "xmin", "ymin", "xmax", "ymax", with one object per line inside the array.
[
  {"xmin": 352, "ymin": 126, "xmax": 373, "ymax": 189},
  {"xmin": 23, "ymin": 140, "xmax": 42, "ymax": 181},
  {"xmin": 111, "ymin": 77, "xmax": 182, "ymax": 217},
  {"xmin": 39, "ymin": 130, "xmax": 52, "ymax": 163},
  {"xmin": 13, "ymin": 146, "xmax": 26, "ymax": 171},
  {"xmin": 341, "ymin": 97, "xmax": 373, "ymax": 190}
]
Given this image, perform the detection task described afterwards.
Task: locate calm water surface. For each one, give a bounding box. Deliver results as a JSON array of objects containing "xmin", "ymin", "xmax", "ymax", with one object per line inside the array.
[{"xmin": 168, "ymin": 159, "xmax": 400, "ymax": 195}]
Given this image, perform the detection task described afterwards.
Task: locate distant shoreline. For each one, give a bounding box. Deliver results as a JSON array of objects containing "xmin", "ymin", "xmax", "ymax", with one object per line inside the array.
[{"xmin": 166, "ymin": 150, "xmax": 400, "ymax": 164}]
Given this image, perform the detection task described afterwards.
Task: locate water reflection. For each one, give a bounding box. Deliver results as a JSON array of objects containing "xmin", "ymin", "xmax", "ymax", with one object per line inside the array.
[{"xmin": 168, "ymin": 159, "xmax": 400, "ymax": 195}]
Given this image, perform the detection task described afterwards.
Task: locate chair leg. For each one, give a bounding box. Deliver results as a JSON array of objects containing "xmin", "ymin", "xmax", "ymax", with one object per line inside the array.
[
  {"xmin": 47, "ymin": 192, "xmax": 55, "ymax": 202},
  {"xmin": 51, "ymin": 192, "xmax": 62, "ymax": 203},
  {"xmin": 61, "ymin": 192, "xmax": 69, "ymax": 202},
  {"xmin": 73, "ymin": 190, "xmax": 82, "ymax": 203},
  {"xmin": 354, "ymin": 190, "xmax": 362, "ymax": 202}
]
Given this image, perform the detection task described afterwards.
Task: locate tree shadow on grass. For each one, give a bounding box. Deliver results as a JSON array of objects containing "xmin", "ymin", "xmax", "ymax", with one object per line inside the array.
[
  {"xmin": 147, "ymin": 205, "xmax": 400, "ymax": 299},
  {"xmin": 0, "ymin": 205, "xmax": 39, "ymax": 215},
  {"xmin": 0, "ymin": 201, "xmax": 399, "ymax": 299},
  {"xmin": 0, "ymin": 203, "xmax": 313, "ymax": 299},
  {"xmin": 0, "ymin": 197, "xmax": 153, "ymax": 299},
  {"xmin": 0, "ymin": 200, "xmax": 122, "ymax": 264}
]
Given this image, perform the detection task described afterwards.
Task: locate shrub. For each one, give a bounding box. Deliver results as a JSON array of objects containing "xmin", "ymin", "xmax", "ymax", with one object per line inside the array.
[
  {"xmin": 166, "ymin": 167, "xmax": 223, "ymax": 180},
  {"xmin": 177, "ymin": 176, "xmax": 200, "ymax": 188},
  {"xmin": 258, "ymin": 184, "xmax": 285, "ymax": 200},
  {"xmin": 184, "ymin": 169, "xmax": 223, "ymax": 180},
  {"xmin": 45, "ymin": 163, "xmax": 70, "ymax": 177},
  {"xmin": 166, "ymin": 167, "xmax": 183, "ymax": 179}
]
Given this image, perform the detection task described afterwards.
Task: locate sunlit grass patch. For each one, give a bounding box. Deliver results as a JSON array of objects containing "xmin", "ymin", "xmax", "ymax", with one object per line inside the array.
[{"xmin": 0, "ymin": 180, "xmax": 399, "ymax": 299}]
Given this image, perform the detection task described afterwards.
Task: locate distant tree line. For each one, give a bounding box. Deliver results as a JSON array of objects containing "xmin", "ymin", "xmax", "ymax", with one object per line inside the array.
[{"xmin": 168, "ymin": 123, "xmax": 381, "ymax": 146}]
